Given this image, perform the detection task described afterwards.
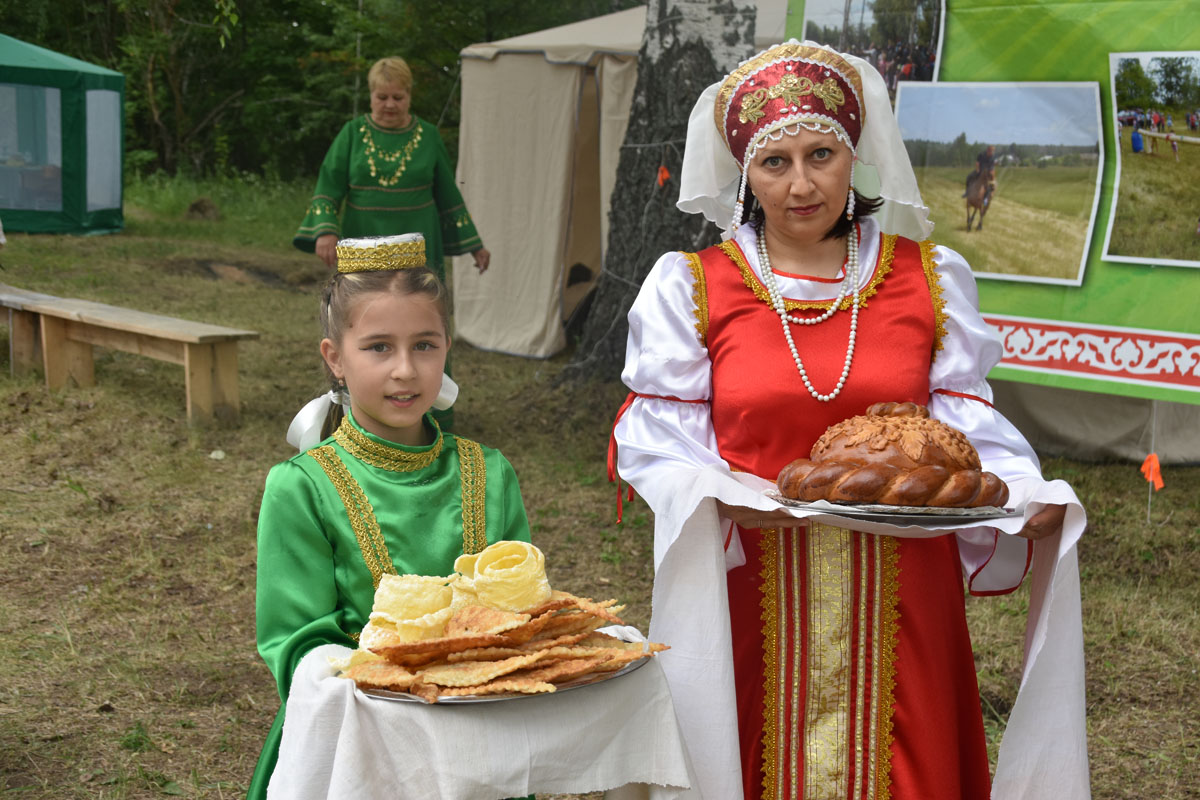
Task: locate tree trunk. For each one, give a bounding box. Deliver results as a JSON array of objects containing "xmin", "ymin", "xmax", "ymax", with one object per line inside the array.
[{"xmin": 563, "ymin": 0, "xmax": 756, "ymax": 383}]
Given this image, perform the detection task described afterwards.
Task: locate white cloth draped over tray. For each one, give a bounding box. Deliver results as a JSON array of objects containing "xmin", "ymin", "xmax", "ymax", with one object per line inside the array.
[
  {"xmin": 267, "ymin": 642, "xmax": 693, "ymax": 800},
  {"xmin": 625, "ymin": 466, "xmax": 1087, "ymax": 800}
]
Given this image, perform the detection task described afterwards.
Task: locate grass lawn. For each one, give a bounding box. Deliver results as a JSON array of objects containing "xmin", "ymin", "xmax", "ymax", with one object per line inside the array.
[
  {"xmin": 0, "ymin": 176, "xmax": 1197, "ymax": 798},
  {"xmin": 915, "ymin": 165, "xmax": 1099, "ymax": 282},
  {"xmin": 1106, "ymin": 129, "xmax": 1200, "ymax": 264}
]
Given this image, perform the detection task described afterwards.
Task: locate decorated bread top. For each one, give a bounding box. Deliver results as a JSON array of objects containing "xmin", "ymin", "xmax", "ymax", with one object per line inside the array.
[
  {"xmin": 810, "ymin": 401, "xmax": 981, "ymax": 471},
  {"xmin": 777, "ymin": 402, "xmax": 1009, "ymax": 508}
]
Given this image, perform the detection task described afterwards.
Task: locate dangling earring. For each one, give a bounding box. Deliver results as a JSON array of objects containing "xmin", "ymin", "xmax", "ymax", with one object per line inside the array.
[{"xmin": 846, "ymin": 159, "xmax": 856, "ymax": 221}]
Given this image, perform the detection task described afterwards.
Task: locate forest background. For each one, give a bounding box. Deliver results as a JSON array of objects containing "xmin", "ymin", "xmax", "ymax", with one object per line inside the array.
[{"xmin": 0, "ymin": 0, "xmax": 643, "ymax": 178}]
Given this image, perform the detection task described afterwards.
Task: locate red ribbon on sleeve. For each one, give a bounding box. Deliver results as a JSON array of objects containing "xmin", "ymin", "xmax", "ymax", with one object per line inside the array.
[{"xmin": 607, "ymin": 391, "xmax": 708, "ymax": 523}]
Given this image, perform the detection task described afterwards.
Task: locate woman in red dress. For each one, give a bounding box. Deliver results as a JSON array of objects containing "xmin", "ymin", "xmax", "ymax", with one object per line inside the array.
[{"xmin": 613, "ymin": 41, "xmax": 1087, "ymax": 800}]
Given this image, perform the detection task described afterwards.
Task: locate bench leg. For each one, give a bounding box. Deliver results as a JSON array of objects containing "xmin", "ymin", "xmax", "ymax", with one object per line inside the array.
[
  {"xmin": 211, "ymin": 341, "xmax": 241, "ymax": 424},
  {"xmin": 41, "ymin": 315, "xmax": 94, "ymax": 389},
  {"xmin": 8, "ymin": 309, "xmax": 41, "ymax": 377},
  {"xmin": 184, "ymin": 342, "xmax": 215, "ymax": 423}
]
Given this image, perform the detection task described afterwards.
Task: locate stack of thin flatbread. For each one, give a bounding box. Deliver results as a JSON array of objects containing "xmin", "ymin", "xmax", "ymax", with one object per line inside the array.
[{"xmin": 339, "ymin": 590, "xmax": 668, "ymax": 702}]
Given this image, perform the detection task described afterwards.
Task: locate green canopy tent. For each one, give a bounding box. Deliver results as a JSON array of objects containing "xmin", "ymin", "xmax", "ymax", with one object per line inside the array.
[{"xmin": 0, "ymin": 34, "xmax": 123, "ymax": 234}]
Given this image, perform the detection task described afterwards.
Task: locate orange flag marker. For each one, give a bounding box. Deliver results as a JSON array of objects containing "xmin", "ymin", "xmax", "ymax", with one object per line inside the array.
[
  {"xmin": 1140, "ymin": 453, "xmax": 1164, "ymax": 491},
  {"xmin": 656, "ymin": 165, "xmax": 671, "ymax": 187}
]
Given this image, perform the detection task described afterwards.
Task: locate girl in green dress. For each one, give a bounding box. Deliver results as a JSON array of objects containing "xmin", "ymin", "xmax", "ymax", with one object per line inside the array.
[{"xmin": 247, "ymin": 234, "xmax": 530, "ymax": 799}]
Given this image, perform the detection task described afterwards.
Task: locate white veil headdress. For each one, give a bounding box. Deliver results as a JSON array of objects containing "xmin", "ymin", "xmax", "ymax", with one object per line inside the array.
[{"xmin": 677, "ymin": 39, "xmax": 932, "ymax": 242}]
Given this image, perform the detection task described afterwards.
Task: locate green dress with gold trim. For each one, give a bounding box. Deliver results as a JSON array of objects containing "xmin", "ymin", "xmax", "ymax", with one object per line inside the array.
[
  {"xmin": 247, "ymin": 411, "xmax": 530, "ymax": 799},
  {"xmin": 292, "ymin": 114, "xmax": 483, "ymax": 282}
]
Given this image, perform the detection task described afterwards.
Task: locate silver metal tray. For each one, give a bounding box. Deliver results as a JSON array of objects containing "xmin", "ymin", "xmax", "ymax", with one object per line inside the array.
[{"xmin": 766, "ymin": 491, "xmax": 1021, "ymax": 527}]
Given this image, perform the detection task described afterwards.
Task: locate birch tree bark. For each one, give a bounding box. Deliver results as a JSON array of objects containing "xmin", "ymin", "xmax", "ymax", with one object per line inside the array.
[{"xmin": 564, "ymin": 0, "xmax": 756, "ymax": 382}]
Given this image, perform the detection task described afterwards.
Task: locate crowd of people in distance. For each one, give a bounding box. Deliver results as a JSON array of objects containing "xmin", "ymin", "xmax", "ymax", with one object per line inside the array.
[
  {"xmin": 1119, "ymin": 107, "xmax": 1196, "ymax": 161},
  {"xmin": 859, "ymin": 40, "xmax": 938, "ymax": 97},
  {"xmin": 812, "ymin": 37, "xmax": 938, "ymax": 100}
]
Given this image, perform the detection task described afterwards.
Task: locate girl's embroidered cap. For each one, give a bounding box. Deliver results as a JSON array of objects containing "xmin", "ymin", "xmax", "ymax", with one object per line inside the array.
[
  {"xmin": 336, "ymin": 233, "xmax": 426, "ymax": 273},
  {"xmin": 716, "ymin": 42, "xmax": 864, "ymax": 166}
]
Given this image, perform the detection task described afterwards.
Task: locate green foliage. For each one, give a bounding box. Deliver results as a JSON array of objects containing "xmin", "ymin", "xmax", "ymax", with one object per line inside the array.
[
  {"xmin": 2, "ymin": 0, "xmax": 640, "ymax": 179},
  {"xmin": 1149, "ymin": 56, "xmax": 1200, "ymax": 107},
  {"xmin": 906, "ymin": 135, "xmax": 1097, "ymax": 168},
  {"xmin": 1115, "ymin": 58, "xmax": 1157, "ymax": 109},
  {"xmin": 119, "ymin": 720, "xmax": 154, "ymax": 752},
  {"xmin": 213, "ymin": 0, "xmax": 240, "ymax": 48},
  {"xmin": 871, "ymin": 0, "xmax": 940, "ymax": 51},
  {"xmin": 124, "ymin": 171, "xmax": 312, "ymax": 247}
]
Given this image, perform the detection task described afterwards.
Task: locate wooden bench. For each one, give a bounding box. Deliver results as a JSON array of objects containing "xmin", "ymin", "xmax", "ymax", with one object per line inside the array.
[{"xmin": 1, "ymin": 283, "xmax": 259, "ymax": 424}]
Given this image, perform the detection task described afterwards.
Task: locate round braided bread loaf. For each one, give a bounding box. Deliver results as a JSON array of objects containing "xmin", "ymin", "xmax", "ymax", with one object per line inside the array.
[{"xmin": 776, "ymin": 402, "xmax": 1010, "ymax": 508}]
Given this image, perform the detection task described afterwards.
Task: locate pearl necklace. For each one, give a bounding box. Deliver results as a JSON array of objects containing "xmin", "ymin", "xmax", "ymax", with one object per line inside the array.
[{"xmin": 756, "ymin": 224, "xmax": 860, "ymax": 402}]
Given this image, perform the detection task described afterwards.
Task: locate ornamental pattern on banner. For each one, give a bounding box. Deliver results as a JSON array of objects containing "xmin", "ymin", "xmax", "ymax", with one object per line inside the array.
[{"xmin": 984, "ymin": 314, "xmax": 1200, "ymax": 392}]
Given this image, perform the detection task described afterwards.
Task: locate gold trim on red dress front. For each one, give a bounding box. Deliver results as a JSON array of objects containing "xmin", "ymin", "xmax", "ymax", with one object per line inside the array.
[
  {"xmin": 682, "ymin": 251, "xmax": 710, "ymax": 346},
  {"xmin": 759, "ymin": 524, "xmax": 899, "ymax": 799},
  {"xmin": 918, "ymin": 239, "xmax": 948, "ymax": 359},
  {"xmin": 719, "ymin": 235, "xmax": 896, "ymax": 315}
]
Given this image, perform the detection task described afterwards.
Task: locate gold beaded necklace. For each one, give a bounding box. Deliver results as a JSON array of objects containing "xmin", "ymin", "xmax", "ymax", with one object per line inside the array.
[{"xmin": 360, "ymin": 119, "xmax": 423, "ymax": 187}]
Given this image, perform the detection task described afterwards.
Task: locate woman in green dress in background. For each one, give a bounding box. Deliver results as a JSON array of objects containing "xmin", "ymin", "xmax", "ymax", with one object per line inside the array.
[
  {"xmin": 293, "ymin": 56, "xmax": 490, "ymax": 281},
  {"xmin": 295, "ymin": 57, "xmax": 487, "ymax": 427}
]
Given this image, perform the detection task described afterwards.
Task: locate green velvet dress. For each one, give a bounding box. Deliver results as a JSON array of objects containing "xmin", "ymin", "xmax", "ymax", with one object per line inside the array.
[
  {"xmin": 247, "ymin": 411, "xmax": 531, "ymax": 799},
  {"xmin": 292, "ymin": 114, "xmax": 483, "ymax": 283}
]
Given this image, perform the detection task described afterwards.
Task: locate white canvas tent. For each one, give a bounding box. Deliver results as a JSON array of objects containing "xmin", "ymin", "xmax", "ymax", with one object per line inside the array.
[{"xmin": 451, "ymin": 3, "xmax": 788, "ymax": 358}]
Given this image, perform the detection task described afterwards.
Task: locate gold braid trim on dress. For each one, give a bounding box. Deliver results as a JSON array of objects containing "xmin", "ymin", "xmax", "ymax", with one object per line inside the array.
[
  {"xmin": 721, "ymin": 234, "xmax": 895, "ymax": 314},
  {"xmin": 918, "ymin": 239, "xmax": 948, "ymax": 359},
  {"xmin": 681, "ymin": 251, "xmax": 709, "ymax": 346},
  {"xmin": 307, "ymin": 423, "xmax": 490, "ymax": 587},
  {"xmin": 757, "ymin": 525, "xmax": 899, "ymax": 799},
  {"xmin": 333, "ymin": 416, "xmax": 442, "ymax": 471},
  {"xmin": 308, "ymin": 445, "xmax": 395, "ymax": 589},
  {"xmin": 456, "ymin": 437, "xmax": 489, "ymax": 555},
  {"xmin": 759, "ymin": 528, "xmax": 783, "ymax": 798},
  {"xmin": 874, "ymin": 536, "xmax": 900, "ymax": 800}
]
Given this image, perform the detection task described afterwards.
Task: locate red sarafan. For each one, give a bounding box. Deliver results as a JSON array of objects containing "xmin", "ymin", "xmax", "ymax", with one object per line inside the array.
[{"xmin": 776, "ymin": 402, "xmax": 1010, "ymax": 508}]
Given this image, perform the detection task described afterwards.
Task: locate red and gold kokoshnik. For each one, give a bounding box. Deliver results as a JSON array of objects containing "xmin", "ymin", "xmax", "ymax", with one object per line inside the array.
[{"xmin": 716, "ymin": 43, "xmax": 864, "ymax": 165}]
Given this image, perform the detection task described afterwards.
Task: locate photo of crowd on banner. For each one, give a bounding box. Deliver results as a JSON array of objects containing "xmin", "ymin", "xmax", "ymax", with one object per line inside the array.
[
  {"xmin": 802, "ymin": 0, "xmax": 943, "ymax": 101},
  {"xmin": 1104, "ymin": 50, "xmax": 1200, "ymax": 268}
]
